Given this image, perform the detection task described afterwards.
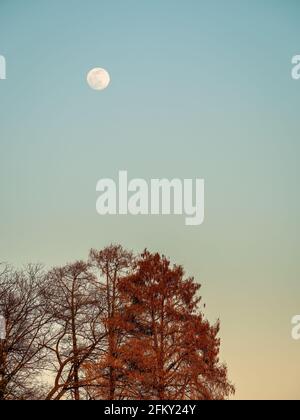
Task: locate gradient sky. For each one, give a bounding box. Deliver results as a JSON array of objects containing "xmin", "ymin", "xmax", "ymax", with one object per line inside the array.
[{"xmin": 1, "ymin": 0, "xmax": 300, "ymax": 400}]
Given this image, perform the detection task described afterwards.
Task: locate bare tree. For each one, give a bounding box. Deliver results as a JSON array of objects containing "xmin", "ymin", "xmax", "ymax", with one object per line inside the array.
[
  {"xmin": 44, "ymin": 261, "xmax": 106, "ymax": 400},
  {"xmin": 0, "ymin": 264, "xmax": 51, "ymax": 400},
  {"xmin": 87, "ymin": 245, "xmax": 134, "ymax": 400}
]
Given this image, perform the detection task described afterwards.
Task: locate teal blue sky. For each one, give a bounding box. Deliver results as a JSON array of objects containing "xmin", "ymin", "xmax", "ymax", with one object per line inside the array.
[{"xmin": 1, "ymin": 0, "xmax": 300, "ymax": 399}]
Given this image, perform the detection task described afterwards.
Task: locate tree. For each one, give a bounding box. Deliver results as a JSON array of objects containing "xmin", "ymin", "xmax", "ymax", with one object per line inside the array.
[
  {"xmin": 86, "ymin": 245, "xmax": 134, "ymax": 400},
  {"xmin": 44, "ymin": 261, "xmax": 106, "ymax": 400},
  {"xmin": 0, "ymin": 246, "xmax": 235, "ymax": 400},
  {"xmin": 0, "ymin": 264, "xmax": 51, "ymax": 400},
  {"xmin": 115, "ymin": 251, "xmax": 234, "ymax": 400}
]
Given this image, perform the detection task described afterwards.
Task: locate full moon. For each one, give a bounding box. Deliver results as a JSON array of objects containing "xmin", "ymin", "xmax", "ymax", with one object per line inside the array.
[{"xmin": 87, "ymin": 68, "xmax": 111, "ymax": 91}]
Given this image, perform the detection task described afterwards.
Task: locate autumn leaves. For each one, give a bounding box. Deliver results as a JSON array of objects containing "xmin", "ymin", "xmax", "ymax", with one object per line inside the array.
[
  {"xmin": 0, "ymin": 245, "xmax": 234, "ymax": 400},
  {"xmin": 86, "ymin": 249, "xmax": 234, "ymax": 400}
]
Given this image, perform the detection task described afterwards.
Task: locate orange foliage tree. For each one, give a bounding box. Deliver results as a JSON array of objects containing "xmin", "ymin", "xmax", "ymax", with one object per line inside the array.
[{"xmin": 86, "ymin": 250, "xmax": 234, "ymax": 400}]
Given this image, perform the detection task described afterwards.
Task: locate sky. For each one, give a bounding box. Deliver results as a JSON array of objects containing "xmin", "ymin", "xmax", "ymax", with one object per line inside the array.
[{"xmin": 0, "ymin": 0, "xmax": 300, "ymax": 400}]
